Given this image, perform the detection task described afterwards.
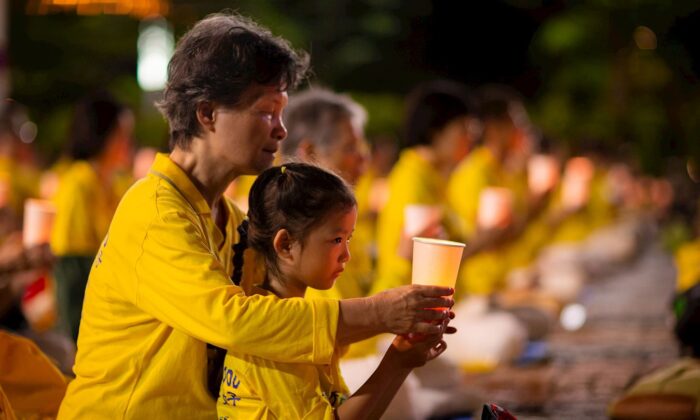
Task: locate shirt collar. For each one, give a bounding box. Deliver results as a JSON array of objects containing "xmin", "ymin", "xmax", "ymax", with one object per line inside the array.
[{"xmin": 149, "ymin": 153, "xmax": 211, "ymax": 215}]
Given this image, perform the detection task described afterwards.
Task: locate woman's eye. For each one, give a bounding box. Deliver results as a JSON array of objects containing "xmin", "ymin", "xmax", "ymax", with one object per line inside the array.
[{"xmin": 333, "ymin": 237, "xmax": 343, "ymax": 244}]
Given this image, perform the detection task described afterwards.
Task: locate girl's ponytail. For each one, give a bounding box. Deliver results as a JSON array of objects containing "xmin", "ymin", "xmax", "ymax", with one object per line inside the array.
[{"xmin": 230, "ymin": 219, "xmax": 249, "ymax": 286}]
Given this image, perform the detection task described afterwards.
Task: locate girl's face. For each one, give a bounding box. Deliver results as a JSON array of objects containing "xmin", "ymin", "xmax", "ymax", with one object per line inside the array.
[{"xmin": 285, "ymin": 206, "xmax": 357, "ymax": 291}]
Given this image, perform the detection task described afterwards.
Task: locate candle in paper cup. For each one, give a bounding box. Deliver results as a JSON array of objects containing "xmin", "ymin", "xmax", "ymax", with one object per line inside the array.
[
  {"xmin": 0, "ymin": 178, "xmax": 10, "ymax": 208},
  {"xmin": 23, "ymin": 199, "xmax": 56, "ymax": 248},
  {"xmin": 528, "ymin": 154, "xmax": 560, "ymax": 195},
  {"xmin": 561, "ymin": 157, "xmax": 594, "ymax": 209},
  {"xmin": 404, "ymin": 204, "xmax": 442, "ymax": 237},
  {"xmin": 412, "ymin": 237, "xmax": 465, "ymax": 291},
  {"xmin": 477, "ymin": 187, "xmax": 514, "ymax": 230}
]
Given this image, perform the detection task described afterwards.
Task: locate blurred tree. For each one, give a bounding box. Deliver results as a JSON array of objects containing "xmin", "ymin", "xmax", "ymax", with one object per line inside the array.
[{"xmin": 529, "ymin": 1, "xmax": 700, "ymax": 174}]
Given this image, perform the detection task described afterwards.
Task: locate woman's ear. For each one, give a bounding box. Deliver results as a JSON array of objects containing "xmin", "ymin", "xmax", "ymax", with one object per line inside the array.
[
  {"xmin": 196, "ymin": 101, "xmax": 216, "ymax": 132},
  {"xmin": 272, "ymin": 229, "xmax": 296, "ymax": 264},
  {"xmin": 298, "ymin": 139, "xmax": 316, "ymax": 161}
]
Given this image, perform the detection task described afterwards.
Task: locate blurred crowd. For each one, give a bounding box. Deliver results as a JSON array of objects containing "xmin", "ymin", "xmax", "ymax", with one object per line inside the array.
[{"xmin": 1, "ymin": 76, "xmax": 699, "ymax": 418}]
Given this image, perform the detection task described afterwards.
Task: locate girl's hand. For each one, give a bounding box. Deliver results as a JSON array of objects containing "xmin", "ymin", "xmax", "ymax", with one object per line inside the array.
[{"xmin": 387, "ymin": 333, "xmax": 447, "ymax": 369}]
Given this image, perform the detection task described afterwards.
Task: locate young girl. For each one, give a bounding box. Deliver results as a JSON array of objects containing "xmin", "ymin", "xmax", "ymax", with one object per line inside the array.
[{"xmin": 217, "ymin": 163, "xmax": 449, "ymax": 419}]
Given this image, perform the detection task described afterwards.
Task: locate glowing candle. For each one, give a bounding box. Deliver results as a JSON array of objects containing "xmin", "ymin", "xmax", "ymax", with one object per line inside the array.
[
  {"xmin": 561, "ymin": 157, "xmax": 594, "ymax": 209},
  {"xmin": 477, "ymin": 187, "xmax": 514, "ymax": 230},
  {"xmin": 404, "ymin": 204, "xmax": 442, "ymax": 237},
  {"xmin": 528, "ymin": 154, "xmax": 560, "ymax": 195},
  {"xmin": 23, "ymin": 199, "xmax": 56, "ymax": 248},
  {"xmin": 412, "ymin": 237, "xmax": 465, "ymax": 292}
]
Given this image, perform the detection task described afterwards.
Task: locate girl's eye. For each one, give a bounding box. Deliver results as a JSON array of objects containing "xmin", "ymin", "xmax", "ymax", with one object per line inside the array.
[
  {"xmin": 258, "ymin": 110, "xmax": 275, "ymax": 119},
  {"xmin": 333, "ymin": 237, "xmax": 343, "ymax": 244}
]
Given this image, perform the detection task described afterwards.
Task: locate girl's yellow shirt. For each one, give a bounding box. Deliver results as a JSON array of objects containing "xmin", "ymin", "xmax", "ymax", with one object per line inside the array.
[
  {"xmin": 57, "ymin": 154, "xmax": 339, "ymax": 420},
  {"xmin": 218, "ymin": 288, "xmax": 349, "ymax": 420}
]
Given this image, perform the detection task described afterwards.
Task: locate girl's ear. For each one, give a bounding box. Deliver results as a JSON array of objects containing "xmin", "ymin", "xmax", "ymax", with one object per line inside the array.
[{"xmin": 273, "ymin": 229, "xmax": 296, "ymax": 264}]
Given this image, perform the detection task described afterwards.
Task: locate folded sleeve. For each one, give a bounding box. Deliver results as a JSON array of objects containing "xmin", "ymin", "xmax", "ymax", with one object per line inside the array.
[{"xmin": 133, "ymin": 203, "xmax": 338, "ymax": 365}]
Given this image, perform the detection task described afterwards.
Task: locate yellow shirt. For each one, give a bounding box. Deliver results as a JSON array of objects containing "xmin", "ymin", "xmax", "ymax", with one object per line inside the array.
[
  {"xmin": 218, "ymin": 289, "xmax": 349, "ymax": 420},
  {"xmin": 675, "ymin": 240, "xmax": 700, "ymax": 293},
  {"xmin": 58, "ymin": 154, "xmax": 339, "ymax": 420},
  {"xmin": 50, "ymin": 160, "xmax": 119, "ymax": 256},
  {"xmin": 0, "ymin": 330, "xmax": 68, "ymax": 418},
  {"xmin": 0, "ymin": 156, "xmax": 40, "ymax": 217},
  {"xmin": 373, "ymin": 148, "xmax": 449, "ymax": 294}
]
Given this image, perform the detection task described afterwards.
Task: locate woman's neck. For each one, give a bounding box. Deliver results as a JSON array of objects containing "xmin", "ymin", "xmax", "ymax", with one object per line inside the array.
[
  {"xmin": 170, "ymin": 144, "xmax": 238, "ymax": 208},
  {"xmin": 263, "ymin": 272, "xmax": 307, "ymax": 299}
]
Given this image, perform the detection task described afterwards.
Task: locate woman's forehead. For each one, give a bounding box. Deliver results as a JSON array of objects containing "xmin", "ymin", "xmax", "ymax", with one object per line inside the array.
[{"xmin": 242, "ymin": 84, "xmax": 289, "ymax": 107}]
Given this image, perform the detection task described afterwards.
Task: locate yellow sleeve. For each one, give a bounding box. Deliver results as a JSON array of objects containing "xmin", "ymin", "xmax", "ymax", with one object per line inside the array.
[
  {"xmin": 447, "ymin": 158, "xmax": 489, "ymax": 239},
  {"xmin": 132, "ymin": 202, "xmax": 338, "ymax": 364}
]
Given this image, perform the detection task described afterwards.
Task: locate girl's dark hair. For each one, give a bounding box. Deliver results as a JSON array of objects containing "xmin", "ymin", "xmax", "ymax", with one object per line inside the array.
[
  {"xmin": 246, "ymin": 162, "xmax": 356, "ymax": 278},
  {"xmin": 156, "ymin": 13, "xmax": 309, "ymax": 151},
  {"xmin": 402, "ymin": 79, "xmax": 477, "ymax": 150},
  {"xmin": 69, "ymin": 91, "xmax": 125, "ymax": 160}
]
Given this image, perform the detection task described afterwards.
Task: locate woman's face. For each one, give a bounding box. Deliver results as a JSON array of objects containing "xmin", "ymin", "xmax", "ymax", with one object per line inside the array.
[{"xmin": 208, "ymin": 85, "xmax": 289, "ymax": 176}]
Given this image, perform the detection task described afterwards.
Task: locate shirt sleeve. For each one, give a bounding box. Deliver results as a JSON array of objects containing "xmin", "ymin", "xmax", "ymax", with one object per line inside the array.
[{"xmin": 133, "ymin": 202, "xmax": 338, "ymax": 365}]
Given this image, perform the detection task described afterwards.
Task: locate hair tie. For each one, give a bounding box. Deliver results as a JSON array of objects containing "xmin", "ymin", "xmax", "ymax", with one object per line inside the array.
[{"xmin": 280, "ymin": 166, "xmax": 286, "ymax": 174}]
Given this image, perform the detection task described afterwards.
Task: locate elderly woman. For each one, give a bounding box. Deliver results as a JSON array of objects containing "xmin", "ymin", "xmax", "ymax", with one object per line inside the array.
[{"xmin": 58, "ymin": 14, "xmax": 453, "ymax": 420}]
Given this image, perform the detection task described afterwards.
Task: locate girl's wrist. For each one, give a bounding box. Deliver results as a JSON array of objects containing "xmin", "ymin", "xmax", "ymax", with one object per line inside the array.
[{"xmin": 383, "ymin": 343, "xmax": 416, "ymax": 372}]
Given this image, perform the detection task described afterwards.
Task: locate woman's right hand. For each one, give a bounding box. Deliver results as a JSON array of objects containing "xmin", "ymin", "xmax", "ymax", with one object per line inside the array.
[{"xmin": 370, "ymin": 285, "xmax": 453, "ymax": 335}]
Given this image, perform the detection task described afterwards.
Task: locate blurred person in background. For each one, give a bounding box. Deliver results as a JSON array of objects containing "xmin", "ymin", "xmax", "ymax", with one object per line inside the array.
[
  {"xmin": 372, "ymin": 80, "xmax": 480, "ymax": 295},
  {"xmin": 447, "ymin": 85, "xmax": 532, "ymax": 297},
  {"xmin": 0, "ymin": 99, "xmax": 53, "ymax": 331},
  {"xmin": 0, "ymin": 99, "xmax": 40, "ymax": 231},
  {"xmin": 50, "ymin": 91, "xmax": 134, "ymax": 341}
]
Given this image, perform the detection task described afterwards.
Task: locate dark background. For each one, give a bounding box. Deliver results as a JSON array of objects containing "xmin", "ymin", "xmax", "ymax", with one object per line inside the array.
[{"xmin": 8, "ymin": 0, "xmax": 700, "ymax": 173}]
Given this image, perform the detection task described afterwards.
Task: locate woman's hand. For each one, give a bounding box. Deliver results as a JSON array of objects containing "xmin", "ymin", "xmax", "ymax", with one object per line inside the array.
[{"xmin": 370, "ymin": 285, "xmax": 453, "ymax": 335}]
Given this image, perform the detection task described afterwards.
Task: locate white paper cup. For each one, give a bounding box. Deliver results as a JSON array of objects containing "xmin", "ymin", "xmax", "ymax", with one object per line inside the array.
[
  {"xmin": 411, "ymin": 237, "xmax": 465, "ymax": 291},
  {"xmin": 477, "ymin": 187, "xmax": 514, "ymax": 230},
  {"xmin": 528, "ymin": 154, "xmax": 560, "ymax": 195},
  {"xmin": 403, "ymin": 204, "xmax": 442, "ymax": 237},
  {"xmin": 23, "ymin": 199, "xmax": 56, "ymax": 248},
  {"xmin": 561, "ymin": 157, "xmax": 594, "ymax": 209}
]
